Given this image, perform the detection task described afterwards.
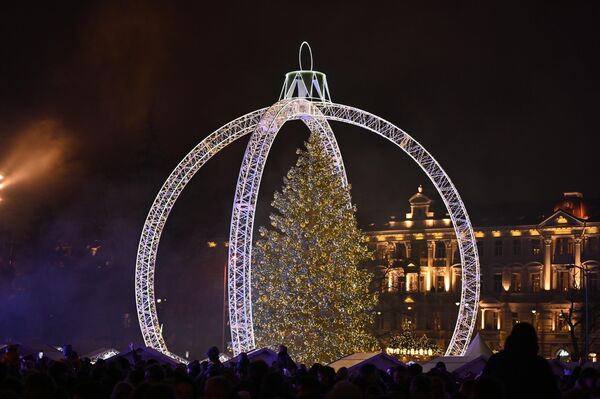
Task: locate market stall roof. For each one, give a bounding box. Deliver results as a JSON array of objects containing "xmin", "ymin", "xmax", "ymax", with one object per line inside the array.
[
  {"xmin": 226, "ymin": 347, "xmax": 278, "ymax": 367},
  {"xmin": 328, "ymin": 351, "xmax": 404, "ymax": 372}
]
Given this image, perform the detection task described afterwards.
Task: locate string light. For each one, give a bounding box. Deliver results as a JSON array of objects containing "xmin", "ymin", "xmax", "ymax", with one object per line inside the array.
[{"xmin": 253, "ymin": 132, "xmax": 377, "ymax": 364}]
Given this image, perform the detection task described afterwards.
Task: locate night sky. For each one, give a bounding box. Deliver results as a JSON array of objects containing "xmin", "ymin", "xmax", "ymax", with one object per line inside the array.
[{"xmin": 0, "ymin": 2, "xmax": 598, "ymax": 356}]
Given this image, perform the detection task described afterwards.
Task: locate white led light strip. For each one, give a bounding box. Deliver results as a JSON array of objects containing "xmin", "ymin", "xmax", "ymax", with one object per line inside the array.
[{"xmin": 135, "ymin": 100, "xmax": 479, "ymax": 360}]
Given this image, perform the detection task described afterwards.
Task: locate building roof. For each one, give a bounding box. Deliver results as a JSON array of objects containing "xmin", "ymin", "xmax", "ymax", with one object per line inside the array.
[
  {"xmin": 362, "ymin": 195, "xmax": 600, "ymax": 230},
  {"xmin": 328, "ymin": 351, "xmax": 404, "ymax": 372},
  {"xmin": 226, "ymin": 347, "xmax": 278, "ymax": 367},
  {"xmin": 0, "ymin": 343, "xmax": 64, "ymax": 361},
  {"xmin": 409, "ymin": 185, "xmax": 432, "ymax": 205},
  {"xmin": 464, "ymin": 333, "xmax": 493, "ymax": 358},
  {"xmin": 105, "ymin": 346, "xmax": 185, "ymax": 366}
]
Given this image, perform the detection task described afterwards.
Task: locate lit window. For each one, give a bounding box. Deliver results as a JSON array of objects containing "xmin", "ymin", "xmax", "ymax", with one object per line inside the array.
[
  {"xmin": 436, "ymin": 275, "xmax": 445, "ymax": 291},
  {"xmin": 555, "ymin": 271, "xmax": 570, "ymax": 292},
  {"xmin": 485, "ymin": 311, "xmax": 500, "ymax": 330},
  {"xmin": 512, "ymin": 312, "xmax": 519, "ymax": 326},
  {"xmin": 530, "ymin": 273, "xmax": 541, "ymax": 292},
  {"xmin": 531, "ymin": 240, "xmax": 541, "ymax": 256},
  {"xmin": 510, "ymin": 273, "xmax": 521, "ymax": 292},
  {"xmin": 556, "ymin": 313, "xmax": 570, "ymax": 332}
]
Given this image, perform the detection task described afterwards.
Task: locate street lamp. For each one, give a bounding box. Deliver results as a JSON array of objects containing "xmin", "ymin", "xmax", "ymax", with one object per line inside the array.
[{"xmin": 567, "ymin": 263, "xmax": 590, "ymax": 361}]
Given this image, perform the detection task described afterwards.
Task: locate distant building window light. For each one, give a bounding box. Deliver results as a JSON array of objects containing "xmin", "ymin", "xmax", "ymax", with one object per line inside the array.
[{"xmin": 531, "ymin": 239, "xmax": 541, "ymax": 256}]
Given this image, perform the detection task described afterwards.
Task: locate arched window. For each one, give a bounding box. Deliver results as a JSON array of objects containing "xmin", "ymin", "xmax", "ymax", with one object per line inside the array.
[{"xmin": 555, "ymin": 348, "xmax": 570, "ymax": 360}]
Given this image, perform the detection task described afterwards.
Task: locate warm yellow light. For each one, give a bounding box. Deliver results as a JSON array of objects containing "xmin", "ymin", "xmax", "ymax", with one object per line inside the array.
[
  {"xmin": 426, "ymin": 219, "xmax": 434, "ymax": 227},
  {"xmin": 557, "ymin": 216, "xmax": 568, "ymax": 224},
  {"xmin": 404, "ymin": 296, "xmax": 415, "ymax": 303},
  {"xmin": 405, "ymin": 220, "xmax": 413, "ymax": 228},
  {"xmin": 443, "ymin": 218, "xmax": 451, "ymax": 226},
  {"xmin": 414, "ymin": 233, "xmax": 424, "ymax": 240},
  {"xmin": 588, "ymin": 227, "xmax": 599, "ymax": 234},
  {"xmin": 510, "ymin": 230, "xmax": 522, "ymax": 236},
  {"xmin": 433, "ymin": 233, "xmax": 444, "ymax": 239},
  {"xmin": 207, "ymin": 241, "xmax": 218, "ymax": 248},
  {"xmin": 475, "ymin": 231, "xmax": 485, "ymax": 238},
  {"xmin": 554, "ymin": 227, "xmax": 572, "ymax": 234},
  {"xmin": 492, "ymin": 230, "xmax": 501, "ymax": 237},
  {"xmin": 530, "ymin": 229, "xmax": 540, "ymax": 236}
]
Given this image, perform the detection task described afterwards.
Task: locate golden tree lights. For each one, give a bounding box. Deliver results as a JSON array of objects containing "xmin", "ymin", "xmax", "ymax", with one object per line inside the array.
[
  {"xmin": 384, "ymin": 321, "xmax": 442, "ymax": 359},
  {"xmin": 252, "ymin": 133, "xmax": 378, "ymax": 364}
]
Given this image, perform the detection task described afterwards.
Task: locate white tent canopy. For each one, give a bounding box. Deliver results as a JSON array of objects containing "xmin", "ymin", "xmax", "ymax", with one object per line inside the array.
[
  {"xmin": 422, "ymin": 333, "xmax": 493, "ymax": 375},
  {"xmin": 328, "ymin": 352, "xmax": 404, "ymax": 372}
]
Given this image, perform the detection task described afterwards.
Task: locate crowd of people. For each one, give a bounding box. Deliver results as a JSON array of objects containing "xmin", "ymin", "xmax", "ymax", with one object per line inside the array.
[{"xmin": 0, "ymin": 323, "xmax": 598, "ymax": 399}]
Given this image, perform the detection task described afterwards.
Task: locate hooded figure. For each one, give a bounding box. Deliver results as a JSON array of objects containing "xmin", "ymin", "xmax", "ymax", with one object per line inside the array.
[
  {"xmin": 482, "ymin": 322, "xmax": 560, "ymax": 399},
  {"xmin": 276, "ymin": 345, "xmax": 297, "ymax": 375}
]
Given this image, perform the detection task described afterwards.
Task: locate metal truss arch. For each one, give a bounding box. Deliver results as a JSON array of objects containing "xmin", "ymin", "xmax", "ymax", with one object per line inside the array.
[
  {"xmin": 135, "ymin": 108, "xmax": 268, "ymax": 359},
  {"xmin": 315, "ymin": 102, "xmax": 480, "ymax": 356},
  {"xmin": 136, "ymin": 100, "xmax": 479, "ymax": 359},
  {"xmin": 228, "ymin": 98, "xmax": 349, "ymax": 355}
]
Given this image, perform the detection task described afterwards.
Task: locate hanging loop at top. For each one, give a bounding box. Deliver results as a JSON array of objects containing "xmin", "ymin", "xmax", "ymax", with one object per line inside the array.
[{"xmin": 298, "ymin": 41, "xmax": 313, "ymax": 71}]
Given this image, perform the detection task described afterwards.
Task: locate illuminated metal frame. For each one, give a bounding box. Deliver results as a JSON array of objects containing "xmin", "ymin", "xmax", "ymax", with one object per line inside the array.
[
  {"xmin": 229, "ymin": 98, "xmax": 349, "ymax": 354},
  {"xmin": 135, "ymin": 79, "xmax": 480, "ymax": 360}
]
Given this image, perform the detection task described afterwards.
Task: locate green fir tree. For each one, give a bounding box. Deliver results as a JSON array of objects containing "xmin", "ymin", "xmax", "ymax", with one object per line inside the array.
[{"xmin": 252, "ymin": 132, "xmax": 378, "ymax": 364}]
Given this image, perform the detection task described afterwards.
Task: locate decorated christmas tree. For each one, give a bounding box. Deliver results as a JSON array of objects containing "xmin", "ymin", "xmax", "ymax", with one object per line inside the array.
[
  {"xmin": 385, "ymin": 320, "xmax": 442, "ymax": 358},
  {"xmin": 252, "ymin": 132, "xmax": 378, "ymax": 364}
]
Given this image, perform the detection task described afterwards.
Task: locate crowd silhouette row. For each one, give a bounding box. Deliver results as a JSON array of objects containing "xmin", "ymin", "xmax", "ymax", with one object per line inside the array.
[{"xmin": 1, "ymin": 323, "xmax": 599, "ymax": 399}]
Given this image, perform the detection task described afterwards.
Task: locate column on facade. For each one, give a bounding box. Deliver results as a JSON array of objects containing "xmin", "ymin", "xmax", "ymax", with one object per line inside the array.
[
  {"xmin": 574, "ymin": 237, "xmax": 582, "ymax": 288},
  {"xmin": 543, "ymin": 238, "xmax": 552, "ymax": 290},
  {"xmin": 444, "ymin": 240, "xmax": 451, "ymax": 291},
  {"xmin": 450, "ymin": 241, "xmax": 457, "ymax": 291},
  {"xmin": 427, "ymin": 241, "xmax": 434, "ymax": 291},
  {"xmin": 481, "ymin": 308, "xmax": 486, "ymax": 330}
]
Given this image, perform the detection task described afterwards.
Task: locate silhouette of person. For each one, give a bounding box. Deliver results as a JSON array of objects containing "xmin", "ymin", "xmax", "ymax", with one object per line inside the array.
[{"xmin": 482, "ymin": 322, "xmax": 560, "ymax": 399}]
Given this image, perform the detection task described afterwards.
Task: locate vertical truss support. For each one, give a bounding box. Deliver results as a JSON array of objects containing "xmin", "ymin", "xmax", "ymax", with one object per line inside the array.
[
  {"xmin": 228, "ymin": 98, "xmax": 348, "ymax": 355},
  {"xmin": 135, "ymin": 108, "xmax": 267, "ymax": 359}
]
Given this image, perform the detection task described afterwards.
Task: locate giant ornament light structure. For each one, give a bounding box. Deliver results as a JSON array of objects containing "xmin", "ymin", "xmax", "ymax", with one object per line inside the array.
[{"xmin": 135, "ymin": 42, "xmax": 480, "ymax": 360}]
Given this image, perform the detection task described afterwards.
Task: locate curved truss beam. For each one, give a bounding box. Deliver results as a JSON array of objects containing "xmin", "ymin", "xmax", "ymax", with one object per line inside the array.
[
  {"xmin": 136, "ymin": 100, "xmax": 479, "ymax": 360},
  {"xmin": 228, "ymin": 99, "xmax": 348, "ymax": 355},
  {"xmin": 315, "ymin": 102, "xmax": 480, "ymax": 356},
  {"xmin": 135, "ymin": 108, "xmax": 268, "ymax": 357}
]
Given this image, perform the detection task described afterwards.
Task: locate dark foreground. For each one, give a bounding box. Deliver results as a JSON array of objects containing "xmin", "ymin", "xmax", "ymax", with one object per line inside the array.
[{"xmin": 1, "ymin": 323, "xmax": 598, "ymax": 399}]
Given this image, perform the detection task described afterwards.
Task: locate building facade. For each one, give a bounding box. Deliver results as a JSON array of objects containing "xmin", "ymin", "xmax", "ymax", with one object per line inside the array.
[{"xmin": 366, "ymin": 187, "xmax": 600, "ymax": 359}]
